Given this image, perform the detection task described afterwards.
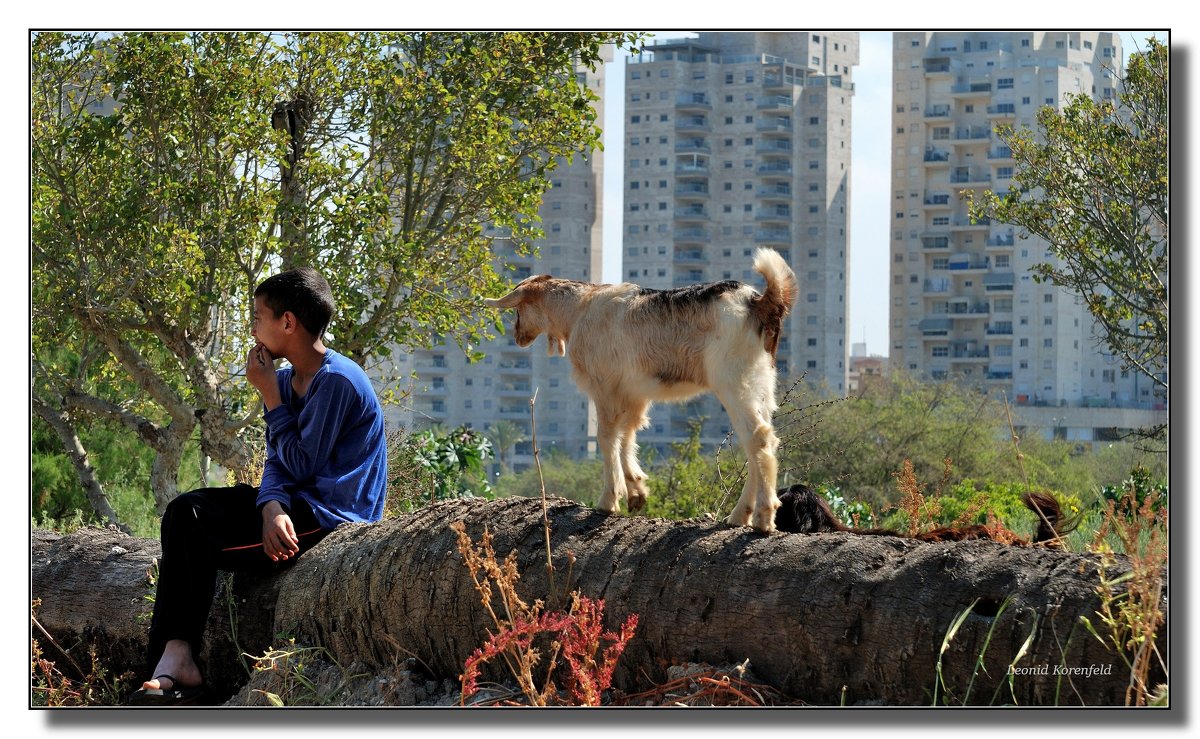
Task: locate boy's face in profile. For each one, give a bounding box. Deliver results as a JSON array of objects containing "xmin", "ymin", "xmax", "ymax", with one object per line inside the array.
[{"xmin": 251, "ymin": 296, "xmax": 286, "ymax": 356}]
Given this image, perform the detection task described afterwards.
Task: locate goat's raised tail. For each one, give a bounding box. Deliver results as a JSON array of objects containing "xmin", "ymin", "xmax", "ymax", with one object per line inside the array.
[{"xmin": 750, "ymin": 248, "xmax": 798, "ymax": 358}]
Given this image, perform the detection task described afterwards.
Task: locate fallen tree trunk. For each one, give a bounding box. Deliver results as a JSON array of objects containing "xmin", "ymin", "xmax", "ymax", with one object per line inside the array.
[{"xmin": 31, "ymin": 496, "xmax": 1167, "ymax": 705}]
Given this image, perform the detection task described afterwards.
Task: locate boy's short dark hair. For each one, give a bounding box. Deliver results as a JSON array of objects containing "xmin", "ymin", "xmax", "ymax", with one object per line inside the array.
[{"xmin": 254, "ymin": 267, "xmax": 336, "ymax": 338}]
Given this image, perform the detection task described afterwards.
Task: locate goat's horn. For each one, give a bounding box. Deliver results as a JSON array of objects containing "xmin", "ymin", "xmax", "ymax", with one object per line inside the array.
[{"xmin": 483, "ymin": 289, "xmax": 523, "ymax": 310}]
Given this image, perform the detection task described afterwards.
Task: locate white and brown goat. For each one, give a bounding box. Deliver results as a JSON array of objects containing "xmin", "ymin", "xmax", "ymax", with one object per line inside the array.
[{"xmin": 483, "ymin": 248, "xmax": 797, "ymax": 533}]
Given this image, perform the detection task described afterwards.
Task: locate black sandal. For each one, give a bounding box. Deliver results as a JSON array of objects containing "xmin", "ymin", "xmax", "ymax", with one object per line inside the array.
[{"xmin": 128, "ymin": 674, "xmax": 206, "ymax": 706}]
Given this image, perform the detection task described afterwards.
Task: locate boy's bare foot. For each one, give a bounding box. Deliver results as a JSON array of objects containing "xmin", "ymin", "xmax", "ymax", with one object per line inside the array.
[{"xmin": 142, "ymin": 639, "xmax": 203, "ymax": 691}]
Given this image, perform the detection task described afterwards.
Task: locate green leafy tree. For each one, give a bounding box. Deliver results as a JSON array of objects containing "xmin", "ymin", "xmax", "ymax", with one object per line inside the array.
[
  {"xmin": 32, "ymin": 31, "xmax": 642, "ymax": 518},
  {"xmin": 778, "ymin": 370, "xmax": 1010, "ymax": 508},
  {"xmin": 484, "ymin": 419, "xmax": 528, "ymax": 475},
  {"xmin": 968, "ymin": 38, "xmax": 1168, "ymax": 436},
  {"xmin": 410, "ymin": 426, "xmax": 494, "ymax": 501}
]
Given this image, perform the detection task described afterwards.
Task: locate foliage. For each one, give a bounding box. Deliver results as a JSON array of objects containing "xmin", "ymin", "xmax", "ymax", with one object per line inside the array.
[
  {"xmin": 31, "ymin": 599, "xmax": 135, "ymax": 706},
  {"xmin": 245, "ymin": 639, "xmax": 356, "ymax": 707},
  {"xmin": 1100, "ymin": 465, "xmax": 1167, "ymax": 515},
  {"xmin": 31, "ymin": 409, "xmax": 191, "ymax": 538},
  {"xmin": 1081, "ymin": 482, "xmax": 1168, "ymax": 706},
  {"xmin": 404, "ymin": 425, "xmax": 495, "ymax": 504},
  {"xmin": 493, "ymin": 455, "xmax": 606, "ymax": 504},
  {"xmin": 967, "ymin": 37, "xmax": 1169, "ymax": 432},
  {"xmin": 814, "ymin": 484, "xmax": 877, "ymax": 529},
  {"xmin": 778, "ymin": 371, "xmax": 1010, "ymax": 508},
  {"xmin": 31, "ymin": 31, "xmax": 642, "ymax": 521},
  {"xmin": 451, "ymin": 521, "xmax": 638, "ymax": 706},
  {"xmin": 642, "ymin": 420, "xmax": 746, "ymax": 521},
  {"xmin": 484, "ymin": 420, "xmax": 528, "ymax": 475}
]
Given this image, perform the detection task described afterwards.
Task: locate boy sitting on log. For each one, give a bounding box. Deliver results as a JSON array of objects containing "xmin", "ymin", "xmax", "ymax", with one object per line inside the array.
[{"xmin": 131, "ymin": 267, "xmax": 388, "ymax": 705}]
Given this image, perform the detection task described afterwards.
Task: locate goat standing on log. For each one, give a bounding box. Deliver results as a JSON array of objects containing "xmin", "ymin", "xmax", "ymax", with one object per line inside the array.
[{"xmin": 483, "ymin": 248, "xmax": 797, "ymax": 533}]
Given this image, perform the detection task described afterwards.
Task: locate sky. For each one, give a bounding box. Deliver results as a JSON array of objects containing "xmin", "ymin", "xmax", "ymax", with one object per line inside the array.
[{"xmin": 600, "ymin": 30, "xmax": 1167, "ymax": 358}]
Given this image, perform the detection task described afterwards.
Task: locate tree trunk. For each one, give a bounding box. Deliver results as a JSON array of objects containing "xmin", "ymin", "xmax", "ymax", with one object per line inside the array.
[
  {"xmin": 31, "ymin": 497, "xmax": 1166, "ymax": 706},
  {"xmin": 31, "ymin": 397, "xmax": 129, "ymax": 534}
]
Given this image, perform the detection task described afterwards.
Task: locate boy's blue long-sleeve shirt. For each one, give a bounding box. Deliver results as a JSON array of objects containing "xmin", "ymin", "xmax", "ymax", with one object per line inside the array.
[{"xmin": 257, "ymin": 348, "xmax": 387, "ymax": 529}]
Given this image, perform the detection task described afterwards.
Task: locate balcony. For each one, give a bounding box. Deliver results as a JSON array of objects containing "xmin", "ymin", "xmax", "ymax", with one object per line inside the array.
[
  {"xmin": 762, "ymin": 73, "xmax": 791, "ymax": 91},
  {"xmin": 924, "ymin": 107, "xmax": 952, "ymax": 120},
  {"xmin": 757, "ymin": 95, "xmax": 794, "ymax": 110},
  {"xmin": 988, "ymin": 147, "xmax": 1014, "ymax": 160},
  {"xmin": 675, "ymin": 139, "xmax": 711, "ymax": 155},
  {"xmin": 985, "ymin": 321, "xmax": 1014, "ymax": 335},
  {"xmin": 674, "ymin": 207, "xmax": 710, "ymax": 222},
  {"xmin": 951, "ymin": 81, "xmax": 993, "ymax": 97},
  {"xmin": 987, "ymin": 103, "xmax": 1017, "ymax": 118},
  {"xmin": 674, "ymin": 227, "xmax": 711, "ymax": 243},
  {"xmin": 946, "ymin": 256, "xmax": 990, "ymax": 271},
  {"xmin": 755, "ymin": 208, "xmax": 792, "ymax": 223},
  {"xmin": 675, "ymin": 93, "xmax": 712, "ymax": 111},
  {"xmin": 919, "ymin": 317, "xmax": 953, "ymax": 336},
  {"xmin": 947, "ymin": 301, "xmax": 991, "ymax": 316},
  {"xmin": 924, "ymin": 193, "xmax": 953, "ymax": 208},
  {"xmin": 950, "ymin": 348, "xmax": 990, "ymax": 360},
  {"xmin": 985, "ymin": 367, "xmax": 1015, "ymax": 380},
  {"xmin": 758, "ymin": 184, "xmax": 792, "ymax": 199},
  {"xmin": 923, "ymin": 58, "xmax": 953, "ymax": 76},
  {"xmin": 756, "ymin": 119, "xmax": 793, "ymax": 135},
  {"xmin": 757, "ymin": 140, "xmax": 794, "ymax": 155},
  {"xmin": 757, "ymin": 162, "xmax": 793, "ymax": 177},
  {"xmin": 676, "ymin": 117, "xmax": 711, "ymax": 132},
  {"xmin": 924, "ymin": 149, "xmax": 951, "ymax": 165},
  {"xmin": 950, "ymin": 172, "xmax": 992, "ymax": 187},
  {"xmin": 983, "ymin": 272, "xmax": 1015, "ymax": 292},
  {"xmin": 923, "ymin": 278, "xmax": 951, "ymax": 294},
  {"xmin": 675, "ymin": 162, "xmax": 710, "ymax": 176},
  {"xmin": 952, "ymin": 127, "xmax": 993, "ymax": 144},
  {"xmin": 986, "ymin": 234, "xmax": 1016, "ymax": 249},
  {"xmin": 498, "ymin": 382, "xmax": 533, "ymax": 395},
  {"xmin": 674, "ymin": 249, "xmax": 707, "ymax": 264},
  {"xmin": 921, "ymin": 235, "xmax": 950, "ymax": 250},
  {"xmin": 676, "ymin": 183, "xmax": 710, "ymax": 198},
  {"xmin": 754, "ymin": 228, "xmax": 792, "ymax": 244}
]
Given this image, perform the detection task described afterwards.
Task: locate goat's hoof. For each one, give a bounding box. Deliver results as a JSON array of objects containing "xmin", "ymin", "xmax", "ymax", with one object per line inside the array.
[
  {"xmin": 751, "ymin": 511, "xmax": 778, "ymax": 534},
  {"xmin": 725, "ymin": 511, "xmax": 752, "ymax": 528},
  {"xmin": 627, "ymin": 492, "xmax": 648, "ymax": 512}
]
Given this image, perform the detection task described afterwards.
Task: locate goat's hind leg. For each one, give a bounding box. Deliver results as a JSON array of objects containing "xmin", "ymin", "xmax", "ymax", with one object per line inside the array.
[
  {"xmin": 620, "ymin": 401, "xmax": 651, "ymax": 512},
  {"xmin": 718, "ymin": 393, "xmax": 781, "ymax": 533}
]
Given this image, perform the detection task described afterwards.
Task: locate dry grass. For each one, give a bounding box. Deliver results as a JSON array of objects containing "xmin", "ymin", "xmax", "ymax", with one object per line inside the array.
[{"xmin": 1082, "ymin": 489, "xmax": 1169, "ymax": 706}]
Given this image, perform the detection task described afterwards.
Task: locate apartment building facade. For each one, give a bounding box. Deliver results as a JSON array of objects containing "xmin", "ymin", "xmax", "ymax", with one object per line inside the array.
[
  {"xmin": 623, "ymin": 31, "xmax": 859, "ymax": 455},
  {"xmin": 382, "ymin": 47, "xmax": 611, "ymax": 471},
  {"xmin": 890, "ymin": 31, "xmax": 1166, "ymax": 441}
]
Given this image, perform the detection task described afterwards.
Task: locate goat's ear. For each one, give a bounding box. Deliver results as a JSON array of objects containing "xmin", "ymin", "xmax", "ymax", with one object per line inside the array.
[{"xmin": 483, "ymin": 289, "xmax": 523, "ymax": 310}]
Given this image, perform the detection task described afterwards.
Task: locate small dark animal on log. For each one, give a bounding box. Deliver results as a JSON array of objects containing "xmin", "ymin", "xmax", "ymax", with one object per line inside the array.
[{"xmin": 773, "ymin": 483, "xmax": 1080, "ymax": 547}]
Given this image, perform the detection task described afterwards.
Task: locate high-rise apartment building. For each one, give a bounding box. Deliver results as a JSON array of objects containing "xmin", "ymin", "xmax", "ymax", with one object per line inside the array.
[
  {"xmin": 890, "ymin": 31, "xmax": 1166, "ymax": 440},
  {"xmin": 623, "ymin": 31, "xmax": 859, "ymax": 456},
  {"xmin": 383, "ymin": 47, "xmax": 611, "ymax": 471}
]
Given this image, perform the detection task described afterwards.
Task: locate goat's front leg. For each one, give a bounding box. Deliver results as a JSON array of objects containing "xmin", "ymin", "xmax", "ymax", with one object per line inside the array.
[{"xmin": 594, "ymin": 404, "xmax": 627, "ymax": 514}]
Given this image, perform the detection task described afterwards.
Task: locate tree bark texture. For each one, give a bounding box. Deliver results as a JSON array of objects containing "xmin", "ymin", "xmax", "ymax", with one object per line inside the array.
[{"xmin": 31, "ymin": 496, "xmax": 1166, "ymax": 706}]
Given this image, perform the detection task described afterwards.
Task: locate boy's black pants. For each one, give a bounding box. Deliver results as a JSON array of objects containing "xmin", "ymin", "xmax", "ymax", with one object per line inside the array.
[{"xmin": 145, "ymin": 484, "xmax": 330, "ymax": 677}]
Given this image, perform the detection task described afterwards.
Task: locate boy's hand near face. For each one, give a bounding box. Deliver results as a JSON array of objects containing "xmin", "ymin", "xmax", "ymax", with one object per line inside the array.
[{"xmin": 247, "ymin": 343, "xmax": 283, "ymax": 410}]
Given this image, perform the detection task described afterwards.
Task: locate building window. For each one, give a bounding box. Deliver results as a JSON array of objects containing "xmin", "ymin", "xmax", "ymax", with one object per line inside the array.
[{"xmin": 997, "ymin": 78, "xmax": 1013, "ymax": 89}]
